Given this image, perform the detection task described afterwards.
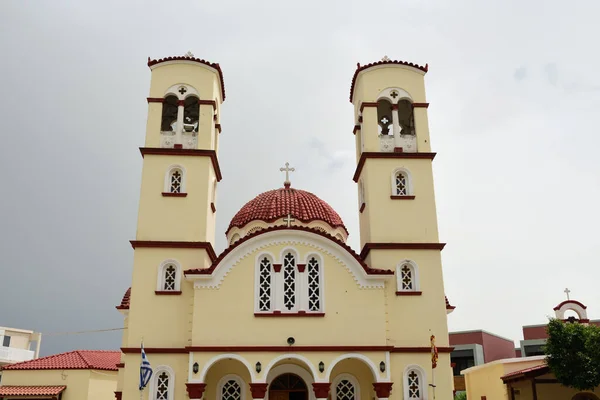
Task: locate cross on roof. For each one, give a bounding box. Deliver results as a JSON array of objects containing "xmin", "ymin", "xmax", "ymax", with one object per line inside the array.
[
  {"xmin": 564, "ymin": 288, "xmax": 571, "ymax": 300},
  {"xmin": 283, "ymin": 214, "xmax": 295, "ymax": 227},
  {"xmin": 280, "ymin": 162, "xmax": 295, "ymax": 188},
  {"xmin": 179, "ymin": 87, "xmax": 187, "ymax": 95}
]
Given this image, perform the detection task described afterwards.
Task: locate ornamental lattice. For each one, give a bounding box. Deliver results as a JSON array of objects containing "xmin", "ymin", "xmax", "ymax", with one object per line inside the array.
[
  {"xmin": 407, "ymin": 370, "xmax": 420, "ymax": 399},
  {"xmin": 170, "ymin": 170, "xmax": 182, "ymax": 193},
  {"xmin": 283, "ymin": 253, "xmax": 296, "ymax": 310},
  {"xmin": 401, "ymin": 264, "xmax": 413, "ymax": 290},
  {"xmin": 156, "ymin": 372, "xmax": 169, "ymax": 400},
  {"xmin": 164, "ymin": 265, "xmax": 176, "ymax": 291},
  {"xmin": 258, "ymin": 257, "xmax": 272, "ymax": 311},
  {"xmin": 307, "ymin": 257, "xmax": 320, "ymax": 311},
  {"xmin": 395, "ymin": 172, "xmax": 407, "ymax": 195},
  {"xmin": 336, "ymin": 379, "xmax": 355, "ymax": 400},
  {"xmin": 221, "ymin": 380, "xmax": 241, "ymax": 400}
]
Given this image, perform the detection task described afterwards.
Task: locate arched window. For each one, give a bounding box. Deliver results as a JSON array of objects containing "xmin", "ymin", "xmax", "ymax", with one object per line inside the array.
[
  {"xmin": 377, "ymin": 99, "xmax": 393, "ymax": 136},
  {"xmin": 183, "ymin": 96, "xmax": 199, "ymax": 133},
  {"xmin": 164, "ymin": 166, "xmax": 186, "ymax": 194},
  {"xmin": 391, "ymin": 168, "xmax": 413, "ymax": 197},
  {"xmin": 307, "ymin": 256, "xmax": 321, "ymax": 312},
  {"xmin": 396, "ymin": 261, "xmax": 419, "ymax": 293},
  {"xmin": 161, "ymin": 96, "xmax": 178, "ymax": 132},
  {"xmin": 218, "ymin": 375, "xmax": 244, "ymax": 400},
  {"xmin": 403, "ymin": 366, "xmax": 426, "ymax": 400},
  {"xmin": 283, "ymin": 252, "xmax": 297, "ymax": 311},
  {"xmin": 332, "ymin": 374, "xmax": 360, "ymax": 400},
  {"xmin": 257, "ymin": 255, "xmax": 273, "ymax": 312},
  {"xmin": 157, "ymin": 261, "xmax": 181, "ymax": 292},
  {"xmin": 397, "ymin": 99, "xmax": 415, "ymax": 136},
  {"xmin": 150, "ymin": 366, "xmax": 174, "ymax": 400}
]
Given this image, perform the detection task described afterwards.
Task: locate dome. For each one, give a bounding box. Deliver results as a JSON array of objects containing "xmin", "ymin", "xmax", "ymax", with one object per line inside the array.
[{"xmin": 226, "ymin": 187, "xmax": 348, "ymax": 243}]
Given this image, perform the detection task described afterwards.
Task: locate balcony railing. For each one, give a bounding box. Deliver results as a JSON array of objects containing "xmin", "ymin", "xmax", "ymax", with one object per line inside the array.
[{"xmin": 0, "ymin": 346, "xmax": 35, "ymax": 363}]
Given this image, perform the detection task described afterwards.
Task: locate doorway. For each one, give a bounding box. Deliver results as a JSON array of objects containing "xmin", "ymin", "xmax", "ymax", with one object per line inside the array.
[{"xmin": 269, "ymin": 373, "xmax": 309, "ymax": 400}]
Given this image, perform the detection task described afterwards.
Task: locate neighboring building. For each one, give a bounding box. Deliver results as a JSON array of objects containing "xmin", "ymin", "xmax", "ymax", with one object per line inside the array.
[
  {"xmin": 462, "ymin": 356, "xmax": 600, "ymax": 400},
  {"xmin": 519, "ymin": 298, "xmax": 598, "ymax": 357},
  {"xmin": 115, "ymin": 55, "xmax": 456, "ymax": 400},
  {"xmin": 449, "ymin": 330, "xmax": 516, "ymax": 393},
  {"xmin": 0, "ymin": 350, "xmax": 119, "ymax": 399},
  {"xmin": 0, "ymin": 326, "xmax": 41, "ymax": 382}
]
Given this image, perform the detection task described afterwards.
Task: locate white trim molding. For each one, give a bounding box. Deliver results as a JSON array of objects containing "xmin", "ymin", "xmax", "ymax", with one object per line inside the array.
[
  {"xmin": 403, "ymin": 364, "xmax": 427, "ymax": 400},
  {"xmin": 376, "ymin": 87, "xmax": 413, "ymax": 104},
  {"xmin": 395, "ymin": 260, "xmax": 420, "ymax": 292},
  {"xmin": 325, "ymin": 353, "xmax": 381, "ymax": 382},
  {"xmin": 331, "ymin": 373, "xmax": 361, "ymax": 400},
  {"xmin": 164, "ymin": 83, "xmax": 200, "ymax": 100},
  {"xmin": 197, "ymin": 353, "xmax": 255, "ymax": 383},
  {"xmin": 156, "ymin": 259, "xmax": 182, "ymax": 292},
  {"xmin": 266, "ymin": 363, "xmax": 316, "ymax": 400},
  {"xmin": 262, "ymin": 354, "xmax": 321, "ymax": 383},
  {"xmin": 187, "ymin": 230, "xmax": 392, "ymax": 289},
  {"xmin": 391, "ymin": 167, "xmax": 413, "ymax": 196}
]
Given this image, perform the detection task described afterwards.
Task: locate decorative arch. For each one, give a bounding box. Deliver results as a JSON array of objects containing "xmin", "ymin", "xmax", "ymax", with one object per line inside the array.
[
  {"xmin": 554, "ymin": 300, "xmax": 588, "ymax": 320},
  {"xmin": 199, "ymin": 353, "xmax": 255, "ymax": 382},
  {"xmin": 217, "ymin": 374, "xmax": 246, "ymax": 400},
  {"xmin": 164, "ymin": 83, "xmax": 200, "ymax": 100},
  {"xmin": 325, "ymin": 353, "xmax": 379, "ymax": 382},
  {"xmin": 266, "ymin": 364, "xmax": 316, "ymax": 400},
  {"xmin": 396, "ymin": 260, "xmax": 419, "ymax": 292},
  {"xmin": 156, "ymin": 259, "xmax": 182, "ymax": 292},
  {"xmin": 403, "ymin": 365, "xmax": 427, "ymax": 400},
  {"xmin": 148, "ymin": 364, "xmax": 175, "ymax": 400},
  {"xmin": 391, "ymin": 167, "xmax": 413, "ymax": 196},
  {"xmin": 331, "ymin": 373, "xmax": 360, "ymax": 400},
  {"xmin": 164, "ymin": 164, "xmax": 186, "ymax": 194},
  {"xmin": 262, "ymin": 354, "xmax": 319, "ymax": 383},
  {"xmin": 376, "ymin": 88, "xmax": 413, "ymax": 104}
]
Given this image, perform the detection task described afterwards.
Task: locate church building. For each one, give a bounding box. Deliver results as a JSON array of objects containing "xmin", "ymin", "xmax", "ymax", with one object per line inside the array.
[{"xmin": 115, "ymin": 54, "xmax": 455, "ymax": 400}]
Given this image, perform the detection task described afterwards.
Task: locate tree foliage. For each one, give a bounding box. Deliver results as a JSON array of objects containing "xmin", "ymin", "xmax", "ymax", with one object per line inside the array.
[
  {"xmin": 545, "ymin": 318, "xmax": 600, "ymax": 390},
  {"xmin": 454, "ymin": 392, "xmax": 467, "ymax": 400}
]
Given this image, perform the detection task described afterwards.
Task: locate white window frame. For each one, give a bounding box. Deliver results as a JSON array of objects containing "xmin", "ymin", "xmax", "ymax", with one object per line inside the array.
[
  {"xmin": 156, "ymin": 260, "xmax": 182, "ymax": 292},
  {"xmin": 395, "ymin": 260, "xmax": 419, "ymax": 292},
  {"xmin": 164, "ymin": 165, "xmax": 187, "ymax": 194},
  {"xmin": 254, "ymin": 252, "xmax": 275, "ymax": 313},
  {"xmin": 403, "ymin": 365, "xmax": 427, "ymax": 400},
  {"xmin": 332, "ymin": 373, "xmax": 360, "ymax": 400},
  {"xmin": 279, "ymin": 248, "xmax": 300, "ymax": 313},
  {"xmin": 304, "ymin": 253, "xmax": 324, "ymax": 313},
  {"xmin": 149, "ymin": 365, "xmax": 175, "ymax": 400},
  {"xmin": 390, "ymin": 168, "xmax": 413, "ymax": 196},
  {"xmin": 217, "ymin": 374, "xmax": 245, "ymax": 400}
]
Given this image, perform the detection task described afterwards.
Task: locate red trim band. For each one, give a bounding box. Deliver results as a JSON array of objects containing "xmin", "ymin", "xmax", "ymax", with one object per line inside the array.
[
  {"xmin": 147, "ymin": 97, "xmax": 164, "ymax": 103},
  {"xmin": 211, "ymin": 202, "xmax": 216, "ymax": 213},
  {"xmin": 354, "ymin": 152, "xmax": 436, "ymax": 182},
  {"xmin": 254, "ymin": 312, "xmax": 324, "ymax": 317},
  {"xmin": 360, "ymin": 242, "xmax": 446, "ymax": 260},
  {"xmin": 198, "ymin": 99, "xmax": 217, "ymax": 108},
  {"xmin": 359, "ymin": 102, "xmax": 379, "ymax": 112},
  {"xmin": 162, "ymin": 192, "xmax": 187, "ymax": 197},
  {"xmin": 395, "ymin": 291, "xmax": 422, "ymax": 296},
  {"xmin": 215, "ymin": 123, "xmax": 222, "ymax": 133},
  {"xmin": 359, "ymin": 203, "xmax": 366, "ymax": 213},
  {"xmin": 353, "ymin": 125, "xmax": 361, "ymax": 135},
  {"xmin": 139, "ymin": 148, "xmax": 222, "ymax": 182},
  {"xmin": 155, "ymin": 291, "xmax": 182, "ymax": 295},
  {"xmin": 130, "ymin": 241, "xmax": 216, "ymax": 262},
  {"xmin": 121, "ymin": 345, "xmax": 453, "ymax": 353},
  {"xmin": 412, "ymin": 103, "xmax": 429, "ymax": 108},
  {"xmin": 390, "ymin": 195, "xmax": 415, "ymax": 200}
]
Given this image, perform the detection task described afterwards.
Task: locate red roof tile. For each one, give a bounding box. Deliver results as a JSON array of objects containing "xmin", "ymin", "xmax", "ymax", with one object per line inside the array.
[
  {"xmin": 0, "ymin": 386, "xmax": 66, "ymax": 396},
  {"xmin": 501, "ymin": 364, "xmax": 549, "ymax": 382},
  {"xmin": 116, "ymin": 287, "xmax": 131, "ymax": 310},
  {"xmin": 2, "ymin": 350, "xmax": 120, "ymax": 371},
  {"xmin": 186, "ymin": 225, "xmax": 393, "ymax": 277},
  {"xmin": 147, "ymin": 56, "xmax": 226, "ymax": 100},
  {"xmin": 349, "ymin": 59, "xmax": 428, "ymax": 102},
  {"xmin": 445, "ymin": 296, "xmax": 456, "ymax": 310},
  {"xmin": 227, "ymin": 187, "xmax": 347, "ymax": 234}
]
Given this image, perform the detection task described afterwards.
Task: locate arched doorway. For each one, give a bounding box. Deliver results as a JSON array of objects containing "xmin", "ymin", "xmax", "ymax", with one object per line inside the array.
[{"xmin": 269, "ymin": 373, "xmax": 308, "ymax": 400}]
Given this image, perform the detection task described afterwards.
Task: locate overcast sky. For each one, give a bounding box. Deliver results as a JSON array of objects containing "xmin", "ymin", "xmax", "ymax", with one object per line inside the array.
[{"xmin": 1, "ymin": 1, "xmax": 599, "ymax": 356}]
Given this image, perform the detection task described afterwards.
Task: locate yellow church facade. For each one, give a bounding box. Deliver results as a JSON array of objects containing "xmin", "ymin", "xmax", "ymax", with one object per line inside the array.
[{"xmin": 115, "ymin": 55, "xmax": 454, "ymax": 400}]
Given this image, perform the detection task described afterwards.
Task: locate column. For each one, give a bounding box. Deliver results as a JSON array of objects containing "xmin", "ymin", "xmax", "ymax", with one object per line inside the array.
[
  {"xmin": 373, "ymin": 382, "xmax": 393, "ymax": 400},
  {"xmin": 250, "ymin": 383, "xmax": 269, "ymax": 400},
  {"xmin": 391, "ymin": 104, "xmax": 402, "ymax": 150},
  {"xmin": 312, "ymin": 383, "xmax": 331, "ymax": 400},
  {"xmin": 175, "ymin": 100, "xmax": 185, "ymax": 148},
  {"xmin": 186, "ymin": 383, "xmax": 207, "ymax": 400}
]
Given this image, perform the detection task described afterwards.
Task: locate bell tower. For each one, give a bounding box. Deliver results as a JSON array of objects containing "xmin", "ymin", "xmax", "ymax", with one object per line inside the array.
[{"xmin": 351, "ymin": 58, "xmax": 453, "ymax": 399}]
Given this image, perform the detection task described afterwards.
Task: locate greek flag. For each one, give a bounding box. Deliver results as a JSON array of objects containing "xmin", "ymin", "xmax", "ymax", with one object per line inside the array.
[{"xmin": 139, "ymin": 343, "xmax": 153, "ymax": 390}]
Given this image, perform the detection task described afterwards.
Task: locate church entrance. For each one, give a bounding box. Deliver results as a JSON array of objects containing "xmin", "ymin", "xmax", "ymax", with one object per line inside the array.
[{"xmin": 269, "ymin": 373, "xmax": 309, "ymax": 400}]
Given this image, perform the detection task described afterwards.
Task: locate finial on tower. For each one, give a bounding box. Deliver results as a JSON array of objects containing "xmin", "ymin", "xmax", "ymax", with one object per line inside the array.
[
  {"xmin": 564, "ymin": 288, "xmax": 571, "ymax": 300},
  {"xmin": 381, "ymin": 55, "xmax": 391, "ymax": 62},
  {"xmin": 184, "ymin": 50, "xmax": 195, "ymax": 58},
  {"xmin": 279, "ymin": 162, "xmax": 295, "ymax": 188}
]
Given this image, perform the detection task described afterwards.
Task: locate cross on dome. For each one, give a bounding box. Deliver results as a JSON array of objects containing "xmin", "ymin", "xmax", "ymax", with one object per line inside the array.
[
  {"xmin": 280, "ymin": 162, "xmax": 295, "ymax": 188},
  {"xmin": 381, "ymin": 55, "xmax": 391, "ymax": 62},
  {"xmin": 282, "ymin": 214, "xmax": 295, "ymax": 227},
  {"xmin": 184, "ymin": 50, "xmax": 194, "ymax": 57}
]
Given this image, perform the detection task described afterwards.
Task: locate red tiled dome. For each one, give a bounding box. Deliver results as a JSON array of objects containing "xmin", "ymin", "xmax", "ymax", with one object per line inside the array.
[{"xmin": 227, "ymin": 187, "xmax": 347, "ymax": 234}]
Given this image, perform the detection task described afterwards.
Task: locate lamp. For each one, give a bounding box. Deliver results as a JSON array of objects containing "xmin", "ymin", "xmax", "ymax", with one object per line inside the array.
[
  {"xmin": 318, "ymin": 362, "xmax": 325, "ymax": 373},
  {"xmin": 193, "ymin": 362, "xmax": 199, "ymax": 374},
  {"xmin": 256, "ymin": 362, "xmax": 262, "ymax": 373},
  {"xmin": 379, "ymin": 361, "xmax": 385, "ymax": 373}
]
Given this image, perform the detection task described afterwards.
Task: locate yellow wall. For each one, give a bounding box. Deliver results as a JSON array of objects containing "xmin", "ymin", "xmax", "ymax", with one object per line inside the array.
[
  {"xmin": 0, "ymin": 368, "xmax": 117, "ymax": 400},
  {"xmin": 121, "ymin": 353, "xmax": 188, "ymax": 400}
]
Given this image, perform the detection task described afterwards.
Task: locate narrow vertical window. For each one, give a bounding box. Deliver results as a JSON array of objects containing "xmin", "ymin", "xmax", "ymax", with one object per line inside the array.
[
  {"xmin": 156, "ymin": 371, "xmax": 169, "ymax": 400},
  {"xmin": 183, "ymin": 96, "xmax": 199, "ymax": 133},
  {"xmin": 258, "ymin": 257, "xmax": 272, "ymax": 312},
  {"xmin": 407, "ymin": 370, "xmax": 420, "ymax": 399},
  {"xmin": 377, "ymin": 99, "xmax": 393, "ymax": 136},
  {"xmin": 163, "ymin": 265, "xmax": 176, "ymax": 291},
  {"xmin": 401, "ymin": 264, "xmax": 413, "ymax": 290},
  {"xmin": 307, "ymin": 257, "xmax": 320, "ymax": 312},
  {"xmin": 395, "ymin": 172, "xmax": 407, "ymax": 195},
  {"xmin": 221, "ymin": 379, "xmax": 241, "ymax": 400},
  {"xmin": 169, "ymin": 169, "xmax": 182, "ymax": 193},
  {"xmin": 161, "ymin": 95, "xmax": 178, "ymax": 132},
  {"xmin": 336, "ymin": 380, "xmax": 355, "ymax": 400},
  {"xmin": 283, "ymin": 253, "xmax": 296, "ymax": 311}
]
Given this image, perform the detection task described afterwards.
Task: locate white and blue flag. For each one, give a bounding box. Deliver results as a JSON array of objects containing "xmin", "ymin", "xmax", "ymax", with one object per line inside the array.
[{"xmin": 139, "ymin": 343, "xmax": 153, "ymax": 390}]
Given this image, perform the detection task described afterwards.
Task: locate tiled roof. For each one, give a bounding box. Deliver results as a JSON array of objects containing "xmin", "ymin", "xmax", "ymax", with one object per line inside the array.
[
  {"xmin": 501, "ymin": 364, "xmax": 549, "ymax": 382},
  {"xmin": 349, "ymin": 59, "xmax": 428, "ymax": 102},
  {"xmin": 186, "ymin": 225, "xmax": 394, "ymax": 276},
  {"xmin": 147, "ymin": 56, "xmax": 226, "ymax": 100},
  {"xmin": 0, "ymin": 386, "xmax": 66, "ymax": 396},
  {"xmin": 116, "ymin": 287, "xmax": 131, "ymax": 310},
  {"xmin": 2, "ymin": 350, "xmax": 120, "ymax": 371},
  {"xmin": 445, "ymin": 296, "xmax": 456, "ymax": 310},
  {"xmin": 227, "ymin": 187, "xmax": 347, "ymax": 234}
]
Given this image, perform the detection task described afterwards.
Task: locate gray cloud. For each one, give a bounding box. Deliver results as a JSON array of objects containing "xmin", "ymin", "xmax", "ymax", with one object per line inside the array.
[{"xmin": 514, "ymin": 66, "xmax": 528, "ymax": 81}]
